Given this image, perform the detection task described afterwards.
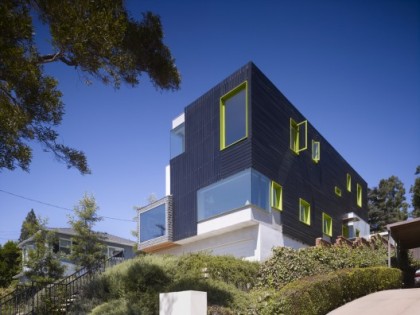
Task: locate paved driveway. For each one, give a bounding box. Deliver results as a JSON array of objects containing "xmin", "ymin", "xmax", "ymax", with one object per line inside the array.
[{"xmin": 328, "ymin": 288, "xmax": 420, "ymax": 315}]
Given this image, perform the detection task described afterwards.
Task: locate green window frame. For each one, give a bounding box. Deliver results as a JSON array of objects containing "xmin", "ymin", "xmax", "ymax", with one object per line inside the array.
[
  {"xmin": 299, "ymin": 198, "xmax": 311, "ymax": 225},
  {"xmin": 220, "ymin": 81, "xmax": 248, "ymax": 150},
  {"xmin": 335, "ymin": 186, "xmax": 342, "ymax": 197},
  {"xmin": 357, "ymin": 183, "xmax": 362, "ymax": 207},
  {"xmin": 312, "ymin": 140, "xmax": 320, "ymax": 163},
  {"xmin": 322, "ymin": 213, "xmax": 332, "ymax": 237},
  {"xmin": 346, "ymin": 174, "xmax": 352, "ymax": 192},
  {"xmin": 342, "ymin": 225, "xmax": 349, "ymax": 238},
  {"xmin": 271, "ymin": 181, "xmax": 283, "ymax": 211},
  {"xmin": 290, "ymin": 118, "xmax": 308, "ymax": 154}
]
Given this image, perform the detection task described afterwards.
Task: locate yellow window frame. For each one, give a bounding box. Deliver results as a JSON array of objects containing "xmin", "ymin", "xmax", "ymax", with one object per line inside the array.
[
  {"xmin": 290, "ymin": 119, "xmax": 307, "ymax": 154},
  {"xmin": 299, "ymin": 198, "xmax": 311, "ymax": 225},
  {"xmin": 312, "ymin": 140, "xmax": 320, "ymax": 163},
  {"xmin": 271, "ymin": 181, "xmax": 283, "ymax": 211},
  {"xmin": 335, "ymin": 186, "xmax": 342, "ymax": 197},
  {"xmin": 322, "ymin": 212, "xmax": 332, "ymax": 237},
  {"xmin": 346, "ymin": 174, "xmax": 352, "ymax": 192},
  {"xmin": 220, "ymin": 81, "xmax": 248, "ymax": 150},
  {"xmin": 357, "ymin": 183, "xmax": 362, "ymax": 207},
  {"xmin": 342, "ymin": 225, "xmax": 349, "ymax": 238}
]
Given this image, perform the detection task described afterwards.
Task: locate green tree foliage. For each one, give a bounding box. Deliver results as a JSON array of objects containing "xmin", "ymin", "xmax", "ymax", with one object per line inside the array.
[
  {"xmin": 0, "ymin": 241, "xmax": 21, "ymax": 287},
  {"xmin": 368, "ymin": 176, "xmax": 408, "ymax": 233},
  {"xmin": 0, "ymin": 0, "xmax": 180, "ymax": 174},
  {"xmin": 19, "ymin": 209, "xmax": 40, "ymax": 242},
  {"xmin": 24, "ymin": 226, "xmax": 65, "ymax": 283},
  {"xmin": 68, "ymin": 194, "xmax": 105, "ymax": 271},
  {"xmin": 410, "ymin": 165, "xmax": 420, "ymax": 218}
]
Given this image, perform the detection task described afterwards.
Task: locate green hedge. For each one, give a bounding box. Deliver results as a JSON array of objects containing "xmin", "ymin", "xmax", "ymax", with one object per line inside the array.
[
  {"xmin": 251, "ymin": 267, "xmax": 402, "ymax": 315},
  {"xmin": 257, "ymin": 243, "xmax": 390, "ymax": 290}
]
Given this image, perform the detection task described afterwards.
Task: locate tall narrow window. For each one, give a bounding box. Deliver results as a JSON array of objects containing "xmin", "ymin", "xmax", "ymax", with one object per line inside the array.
[
  {"xmin": 322, "ymin": 213, "xmax": 332, "ymax": 237},
  {"xmin": 271, "ymin": 181, "xmax": 283, "ymax": 211},
  {"xmin": 357, "ymin": 184, "xmax": 362, "ymax": 207},
  {"xmin": 290, "ymin": 119, "xmax": 308, "ymax": 154},
  {"xmin": 342, "ymin": 225, "xmax": 349, "ymax": 238},
  {"xmin": 220, "ymin": 82, "xmax": 248, "ymax": 149},
  {"xmin": 355, "ymin": 229, "xmax": 360, "ymax": 237},
  {"xmin": 312, "ymin": 140, "xmax": 320, "ymax": 162},
  {"xmin": 299, "ymin": 198, "xmax": 311, "ymax": 225},
  {"xmin": 170, "ymin": 123, "xmax": 185, "ymax": 159},
  {"xmin": 346, "ymin": 174, "xmax": 352, "ymax": 192}
]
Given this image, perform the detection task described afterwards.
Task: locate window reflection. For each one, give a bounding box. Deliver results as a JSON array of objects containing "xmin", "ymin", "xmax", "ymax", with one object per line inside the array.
[
  {"xmin": 197, "ymin": 168, "xmax": 270, "ymax": 221},
  {"xmin": 140, "ymin": 204, "xmax": 166, "ymax": 242}
]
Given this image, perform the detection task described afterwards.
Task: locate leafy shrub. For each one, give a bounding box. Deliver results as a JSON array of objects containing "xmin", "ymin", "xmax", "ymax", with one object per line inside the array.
[
  {"xmin": 257, "ymin": 244, "xmax": 389, "ymax": 290},
  {"xmin": 71, "ymin": 252, "xmax": 257, "ymax": 314},
  {"xmin": 250, "ymin": 267, "xmax": 402, "ymax": 315}
]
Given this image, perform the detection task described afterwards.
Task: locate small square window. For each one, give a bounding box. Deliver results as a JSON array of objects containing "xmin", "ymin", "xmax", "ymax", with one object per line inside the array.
[
  {"xmin": 299, "ymin": 198, "xmax": 311, "ymax": 225},
  {"xmin": 357, "ymin": 184, "xmax": 362, "ymax": 207},
  {"xmin": 346, "ymin": 174, "xmax": 351, "ymax": 192},
  {"xmin": 271, "ymin": 181, "xmax": 283, "ymax": 211},
  {"xmin": 335, "ymin": 186, "xmax": 342, "ymax": 197},
  {"xmin": 322, "ymin": 213, "xmax": 332, "ymax": 237},
  {"xmin": 312, "ymin": 140, "xmax": 320, "ymax": 163}
]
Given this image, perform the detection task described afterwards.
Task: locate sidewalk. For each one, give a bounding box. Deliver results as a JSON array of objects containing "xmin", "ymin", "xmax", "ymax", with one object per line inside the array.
[{"xmin": 328, "ymin": 288, "xmax": 420, "ymax": 315}]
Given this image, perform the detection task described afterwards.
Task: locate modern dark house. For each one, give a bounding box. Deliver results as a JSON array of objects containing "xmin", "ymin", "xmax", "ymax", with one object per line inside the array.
[{"xmin": 137, "ymin": 62, "xmax": 369, "ymax": 261}]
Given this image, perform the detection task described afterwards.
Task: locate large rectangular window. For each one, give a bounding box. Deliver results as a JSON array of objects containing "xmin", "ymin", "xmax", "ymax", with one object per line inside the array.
[
  {"xmin": 197, "ymin": 168, "xmax": 270, "ymax": 221},
  {"xmin": 357, "ymin": 184, "xmax": 362, "ymax": 207},
  {"xmin": 322, "ymin": 213, "xmax": 332, "ymax": 237},
  {"xmin": 290, "ymin": 119, "xmax": 308, "ymax": 154},
  {"xmin": 170, "ymin": 123, "xmax": 185, "ymax": 159},
  {"xmin": 299, "ymin": 198, "xmax": 311, "ymax": 225},
  {"xmin": 220, "ymin": 82, "xmax": 248, "ymax": 149},
  {"xmin": 140, "ymin": 204, "xmax": 166, "ymax": 242},
  {"xmin": 271, "ymin": 181, "xmax": 283, "ymax": 211}
]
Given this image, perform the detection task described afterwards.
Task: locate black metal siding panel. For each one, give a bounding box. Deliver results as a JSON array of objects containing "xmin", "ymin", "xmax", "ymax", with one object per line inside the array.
[
  {"xmin": 170, "ymin": 62, "xmax": 368, "ymax": 245},
  {"xmin": 250, "ymin": 64, "xmax": 368, "ymax": 245},
  {"xmin": 170, "ymin": 63, "xmax": 253, "ymax": 241}
]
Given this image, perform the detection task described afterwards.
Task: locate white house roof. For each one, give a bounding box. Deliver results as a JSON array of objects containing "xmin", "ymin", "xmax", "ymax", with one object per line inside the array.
[{"xmin": 18, "ymin": 227, "xmax": 135, "ymax": 247}]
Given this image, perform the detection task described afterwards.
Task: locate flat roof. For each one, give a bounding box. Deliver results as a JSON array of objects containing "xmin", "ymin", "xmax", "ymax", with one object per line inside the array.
[{"xmin": 387, "ymin": 217, "xmax": 420, "ymax": 249}]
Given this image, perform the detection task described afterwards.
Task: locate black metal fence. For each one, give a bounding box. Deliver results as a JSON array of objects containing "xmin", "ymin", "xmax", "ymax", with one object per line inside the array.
[{"xmin": 0, "ymin": 253, "xmax": 125, "ymax": 314}]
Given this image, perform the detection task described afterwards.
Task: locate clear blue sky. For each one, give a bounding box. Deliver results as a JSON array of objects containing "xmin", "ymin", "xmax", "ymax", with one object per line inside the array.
[{"xmin": 1, "ymin": 0, "xmax": 419, "ymax": 244}]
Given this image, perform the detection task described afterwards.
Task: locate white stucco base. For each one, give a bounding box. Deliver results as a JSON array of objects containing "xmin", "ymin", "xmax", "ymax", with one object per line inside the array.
[
  {"xmin": 160, "ymin": 290, "xmax": 206, "ymax": 315},
  {"xmin": 156, "ymin": 206, "xmax": 307, "ymax": 261}
]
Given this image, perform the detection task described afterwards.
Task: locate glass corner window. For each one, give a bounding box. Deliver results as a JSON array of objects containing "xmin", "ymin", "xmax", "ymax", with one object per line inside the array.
[
  {"xmin": 140, "ymin": 203, "xmax": 166, "ymax": 242},
  {"xmin": 170, "ymin": 122, "xmax": 185, "ymax": 159},
  {"xmin": 197, "ymin": 168, "xmax": 269, "ymax": 221}
]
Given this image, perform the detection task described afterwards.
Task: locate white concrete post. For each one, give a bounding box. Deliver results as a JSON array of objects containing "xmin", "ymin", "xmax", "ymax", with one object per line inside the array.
[{"xmin": 159, "ymin": 290, "xmax": 207, "ymax": 315}]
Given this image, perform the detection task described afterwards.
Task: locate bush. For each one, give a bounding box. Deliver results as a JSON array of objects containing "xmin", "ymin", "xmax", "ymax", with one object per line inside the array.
[
  {"xmin": 257, "ymin": 244, "xmax": 389, "ymax": 290},
  {"xmin": 250, "ymin": 267, "xmax": 402, "ymax": 315},
  {"xmin": 71, "ymin": 253, "xmax": 257, "ymax": 314}
]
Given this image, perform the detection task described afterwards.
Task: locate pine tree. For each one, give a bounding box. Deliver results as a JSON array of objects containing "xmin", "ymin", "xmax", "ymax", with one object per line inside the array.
[
  {"xmin": 68, "ymin": 194, "xmax": 105, "ymax": 271},
  {"xmin": 368, "ymin": 176, "xmax": 408, "ymax": 232},
  {"xmin": 19, "ymin": 209, "xmax": 40, "ymax": 242},
  {"xmin": 410, "ymin": 165, "xmax": 420, "ymax": 218},
  {"xmin": 0, "ymin": 241, "xmax": 21, "ymax": 287}
]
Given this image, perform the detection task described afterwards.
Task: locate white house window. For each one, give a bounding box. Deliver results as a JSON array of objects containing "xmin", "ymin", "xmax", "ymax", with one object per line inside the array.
[
  {"xmin": 59, "ymin": 238, "xmax": 71, "ymax": 255},
  {"xmin": 108, "ymin": 246, "xmax": 124, "ymax": 258}
]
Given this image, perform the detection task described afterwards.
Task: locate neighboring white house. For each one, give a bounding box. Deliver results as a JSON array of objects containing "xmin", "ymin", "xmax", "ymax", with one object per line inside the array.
[{"xmin": 16, "ymin": 227, "xmax": 136, "ymax": 282}]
